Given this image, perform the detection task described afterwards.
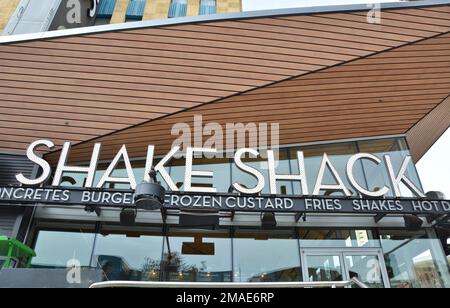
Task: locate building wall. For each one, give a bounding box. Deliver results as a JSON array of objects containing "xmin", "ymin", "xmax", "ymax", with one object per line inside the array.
[
  {"xmin": 1, "ymin": 0, "xmax": 242, "ymax": 32},
  {"xmin": 187, "ymin": 0, "xmax": 200, "ymax": 17},
  {"xmin": 217, "ymin": 0, "xmax": 241, "ymax": 14},
  {"xmin": 0, "ymin": 0, "xmax": 21, "ymax": 33},
  {"xmin": 0, "ymin": 154, "xmax": 35, "ymax": 239},
  {"xmin": 110, "ymin": 0, "xmax": 131, "ymax": 24},
  {"xmin": 143, "ymin": 0, "xmax": 171, "ymax": 20}
]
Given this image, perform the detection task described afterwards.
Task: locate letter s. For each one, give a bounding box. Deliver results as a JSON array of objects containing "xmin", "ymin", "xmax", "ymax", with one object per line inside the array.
[{"xmin": 16, "ymin": 140, "xmax": 54, "ymax": 186}]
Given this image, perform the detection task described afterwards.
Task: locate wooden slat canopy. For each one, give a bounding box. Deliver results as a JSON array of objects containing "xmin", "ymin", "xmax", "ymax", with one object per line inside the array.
[
  {"xmin": 57, "ymin": 30, "xmax": 450, "ymax": 163},
  {"xmin": 0, "ymin": 2, "xmax": 448, "ymax": 163}
]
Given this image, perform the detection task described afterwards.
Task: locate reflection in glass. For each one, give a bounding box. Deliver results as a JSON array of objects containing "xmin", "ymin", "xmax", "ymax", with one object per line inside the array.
[
  {"xmin": 92, "ymin": 233, "xmax": 163, "ymax": 281},
  {"xmin": 306, "ymin": 254, "xmax": 343, "ymax": 282},
  {"xmin": 233, "ymin": 231, "xmax": 301, "ymax": 282},
  {"xmin": 290, "ymin": 143, "xmax": 360, "ymax": 196},
  {"xmin": 162, "ymin": 234, "xmax": 232, "ymax": 282},
  {"xmin": 380, "ymin": 230, "xmax": 450, "ymax": 288},
  {"xmin": 345, "ymin": 255, "xmax": 384, "ymax": 288},
  {"xmin": 358, "ymin": 138, "xmax": 422, "ymax": 197},
  {"xmin": 231, "ymin": 149, "xmax": 292, "ymax": 194},
  {"xmin": 299, "ymin": 229, "xmax": 379, "ymax": 248},
  {"xmin": 32, "ymin": 230, "xmax": 95, "ymax": 268},
  {"xmin": 51, "ymin": 137, "xmax": 423, "ymax": 199}
]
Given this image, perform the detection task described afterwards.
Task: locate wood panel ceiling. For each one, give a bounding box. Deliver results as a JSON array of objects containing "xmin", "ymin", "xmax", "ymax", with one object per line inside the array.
[
  {"xmin": 58, "ymin": 29, "xmax": 450, "ymax": 163},
  {"xmin": 0, "ymin": 3, "xmax": 449, "ymax": 161}
]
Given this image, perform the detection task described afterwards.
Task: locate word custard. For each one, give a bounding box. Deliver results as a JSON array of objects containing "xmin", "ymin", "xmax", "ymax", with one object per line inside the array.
[{"xmin": 16, "ymin": 140, "xmax": 425, "ymax": 198}]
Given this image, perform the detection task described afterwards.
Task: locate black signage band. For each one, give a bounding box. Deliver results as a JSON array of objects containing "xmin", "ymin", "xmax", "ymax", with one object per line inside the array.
[{"xmin": 0, "ymin": 186, "xmax": 449, "ymax": 215}]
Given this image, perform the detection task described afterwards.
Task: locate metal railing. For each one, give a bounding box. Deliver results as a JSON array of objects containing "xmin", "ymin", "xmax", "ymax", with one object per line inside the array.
[{"xmin": 90, "ymin": 277, "xmax": 368, "ymax": 288}]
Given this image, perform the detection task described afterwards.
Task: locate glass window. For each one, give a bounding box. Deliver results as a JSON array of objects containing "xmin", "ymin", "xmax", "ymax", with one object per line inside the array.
[
  {"xmin": 306, "ymin": 254, "xmax": 343, "ymax": 282},
  {"xmin": 358, "ymin": 138, "xmax": 422, "ymax": 197},
  {"xmin": 32, "ymin": 230, "xmax": 95, "ymax": 268},
  {"xmin": 92, "ymin": 230, "xmax": 163, "ymax": 281},
  {"xmin": 233, "ymin": 230, "xmax": 302, "ymax": 282},
  {"xmin": 161, "ymin": 231, "xmax": 232, "ymax": 282},
  {"xmin": 200, "ymin": 0, "xmax": 216, "ymax": 15},
  {"xmin": 344, "ymin": 254, "xmax": 385, "ymax": 288},
  {"xmin": 96, "ymin": 0, "xmax": 117, "ymax": 25},
  {"xmin": 126, "ymin": 0, "xmax": 146, "ymax": 21},
  {"xmin": 380, "ymin": 230, "xmax": 450, "ymax": 288},
  {"xmin": 231, "ymin": 149, "xmax": 291, "ymax": 195},
  {"xmin": 169, "ymin": 156, "xmax": 231, "ymax": 193},
  {"xmin": 299, "ymin": 229, "xmax": 379, "ymax": 248},
  {"xmin": 169, "ymin": 0, "xmax": 187, "ymax": 18},
  {"xmin": 290, "ymin": 142, "xmax": 361, "ymax": 196}
]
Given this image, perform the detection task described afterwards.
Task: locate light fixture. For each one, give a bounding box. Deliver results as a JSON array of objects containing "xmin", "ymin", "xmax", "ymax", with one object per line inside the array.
[
  {"xmin": 404, "ymin": 214, "xmax": 423, "ymax": 231},
  {"xmin": 120, "ymin": 207, "xmax": 137, "ymax": 226},
  {"xmin": 134, "ymin": 167, "xmax": 166, "ymax": 211},
  {"xmin": 261, "ymin": 212, "xmax": 277, "ymax": 229},
  {"xmin": 426, "ymin": 191, "xmax": 446, "ymax": 200}
]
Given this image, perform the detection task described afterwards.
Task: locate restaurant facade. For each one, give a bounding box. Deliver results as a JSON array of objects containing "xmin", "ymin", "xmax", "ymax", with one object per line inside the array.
[{"xmin": 0, "ymin": 0, "xmax": 449, "ymax": 288}]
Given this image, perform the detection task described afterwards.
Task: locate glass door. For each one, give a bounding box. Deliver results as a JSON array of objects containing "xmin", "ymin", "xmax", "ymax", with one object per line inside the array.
[{"xmin": 301, "ymin": 249, "xmax": 390, "ymax": 288}]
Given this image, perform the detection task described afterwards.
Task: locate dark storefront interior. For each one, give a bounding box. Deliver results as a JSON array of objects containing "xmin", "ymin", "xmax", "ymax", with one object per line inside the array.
[{"xmin": 29, "ymin": 225, "xmax": 450, "ymax": 288}]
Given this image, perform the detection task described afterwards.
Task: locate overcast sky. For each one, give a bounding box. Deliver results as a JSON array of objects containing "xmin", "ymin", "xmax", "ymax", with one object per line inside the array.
[{"xmin": 242, "ymin": 0, "xmax": 450, "ymax": 198}]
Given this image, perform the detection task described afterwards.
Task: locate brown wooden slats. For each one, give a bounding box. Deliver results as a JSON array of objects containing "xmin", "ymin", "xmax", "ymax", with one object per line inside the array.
[
  {"xmin": 0, "ymin": 120, "xmax": 113, "ymax": 136},
  {"xmin": 270, "ymin": 70, "xmax": 450, "ymax": 86},
  {"xmin": 0, "ymin": 86, "xmax": 200, "ymax": 109},
  {"xmin": 0, "ymin": 128, "xmax": 92, "ymax": 142},
  {"xmin": 96, "ymin": 29, "xmax": 352, "ymax": 65},
  {"xmin": 391, "ymin": 8, "xmax": 450, "ymax": 20},
  {"xmin": 0, "ymin": 72, "xmax": 234, "ymax": 98},
  {"xmin": 352, "ymin": 10, "xmax": 450, "ymax": 27},
  {"xmin": 65, "ymin": 112, "xmax": 428, "ymax": 154},
  {"xmin": 276, "ymin": 15, "xmax": 439, "ymax": 37},
  {"xmin": 0, "ymin": 47, "xmax": 254, "ymax": 91},
  {"xmin": 290, "ymin": 66, "xmax": 450, "ymax": 80},
  {"xmin": 53, "ymin": 35, "xmax": 329, "ymax": 69},
  {"xmin": 241, "ymin": 78, "xmax": 450, "ymax": 95},
  {"xmin": 0, "ymin": 113, "xmax": 124, "ymax": 131},
  {"xmin": 2, "ymin": 5, "xmax": 450, "ymax": 156},
  {"xmin": 407, "ymin": 96, "xmax": 450, "ymax": 162},
  {"xmin": 239, "ymin": 18, "xmax": 421, "ymax": 42},
  {"xmin": 81, "ymin": 107, "xmax": 435, "ymax": 144},
  {"xmin": 0, "ymin": 102, "xmax": 148, "ymax": 124},
  {"xmin": 0, "ymin": 51, "xmax": 296, "ymax": 80},
  {"xmin": 224, "ymin": 84, "xmax": 450, "ymax": 103},
  {"xmin": 0, "ymin": 57, "xmax": 267, "ymax": 86},
  {"xmin": 202, "ymin": 20, "xmax": 391, "ymax": 50},
  {"xmin": 322, "ymin": 12, "xmax": 450, "ymax": 33},
  {"xmin": 0, "ymin": 93, "xmax": 182, "ymax": 114},
  {"xmin": 160, "ymin": 24, "xmax": 369, "ymax": 56},
  {"xmin": 201, "ymin": 95, "xmax": 445, "ymax": 113},
  {"xmin": 56, "ymin": 30, "xmax": 450, "ymax": 162}
]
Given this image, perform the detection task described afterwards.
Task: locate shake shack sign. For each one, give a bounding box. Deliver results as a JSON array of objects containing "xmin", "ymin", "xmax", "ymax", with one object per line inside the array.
[{"xmin": 1, "ymin": 139, "xmax": 448, "ymax": 215}]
